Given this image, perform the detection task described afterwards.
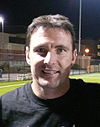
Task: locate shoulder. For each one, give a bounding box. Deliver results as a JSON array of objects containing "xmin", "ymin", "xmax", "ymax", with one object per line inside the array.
[
  {"xmin": 70, "ymin": 78, "xmax": 100, "ymax": 110},
  {"xmin": 70, "ymin": 78, "xmax": 100, "ymax": 96},
  {"xmin": 0, "ymin": 82, "xmax": 31, "ymax": 107},
  {"xmin": 70, "ymin": 78, "xmax": 100, "ymax": 88}
]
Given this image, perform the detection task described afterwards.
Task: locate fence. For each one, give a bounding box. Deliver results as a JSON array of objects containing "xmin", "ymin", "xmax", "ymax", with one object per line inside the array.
[
  {"xmin": 0, "ymin": 51, "xmax": 31, "ymax": 81},
  {"xmin": 71, "ymin": 56, "xmax": 100, "ymax": 75},
  {"xmin": 0, "ymin": 52, "xmax": 100, "ymax": 81}
]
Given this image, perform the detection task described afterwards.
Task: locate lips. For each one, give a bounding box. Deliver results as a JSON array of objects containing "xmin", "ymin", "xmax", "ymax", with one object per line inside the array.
[
  {"xmin": 41, "ymin": 69, "xmax": 60, "ymax": 76},
  {"xmin": 42, "ymin": 70, "xmax": 59, "ymax": 74}
]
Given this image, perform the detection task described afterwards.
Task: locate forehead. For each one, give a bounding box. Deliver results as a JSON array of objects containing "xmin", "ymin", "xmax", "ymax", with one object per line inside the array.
[{"xmin": 30, "ymin": 27, "xmax": 72, "ymax": 48}]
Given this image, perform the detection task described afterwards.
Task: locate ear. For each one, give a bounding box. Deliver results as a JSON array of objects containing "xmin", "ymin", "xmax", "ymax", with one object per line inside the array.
[
  {"xmin": 71, "ymin": 49, "xmax": 77, "ymax": 65},
  {"xmin": 25, "ymin": 46, "xmax": 30, "ymax": 65}
]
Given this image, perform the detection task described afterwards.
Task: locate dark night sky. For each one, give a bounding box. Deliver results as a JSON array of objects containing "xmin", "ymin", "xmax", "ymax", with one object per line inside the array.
[{"xmin": 0, "ymin": 0, "xmax": 100, "ymax": 40}]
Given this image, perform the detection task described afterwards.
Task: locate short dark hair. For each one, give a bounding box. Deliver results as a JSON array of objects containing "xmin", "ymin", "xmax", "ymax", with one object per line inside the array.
[{"xmin": 26, "ymin": 14, "xmax": 76, "ymax": 50}]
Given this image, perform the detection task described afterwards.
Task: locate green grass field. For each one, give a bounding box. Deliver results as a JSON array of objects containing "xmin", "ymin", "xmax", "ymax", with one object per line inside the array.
[
  {"xmin": 0, "ymin": 80, "xmax": 31, "ymax": 95},
  {"xmin": 70, "ymin": 73, "xmax": 100, "ymax": 83},
  {"xmin": 0, "ymin": 73, "xmax": 100, "ymax": 96}
]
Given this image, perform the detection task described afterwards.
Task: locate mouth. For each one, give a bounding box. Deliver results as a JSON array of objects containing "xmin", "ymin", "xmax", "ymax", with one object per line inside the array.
[{"xmin": 41, "ymin": 69, "xmax": 59, "ymax": 76}]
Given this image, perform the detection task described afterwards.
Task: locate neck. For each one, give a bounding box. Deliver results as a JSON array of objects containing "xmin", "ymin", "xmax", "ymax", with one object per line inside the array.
[{"xmin": 31, "ymin": 79, "xmax": 70, "ymax": 99}]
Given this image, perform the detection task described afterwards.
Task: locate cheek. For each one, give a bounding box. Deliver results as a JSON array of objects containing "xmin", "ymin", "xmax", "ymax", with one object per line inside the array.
[
  {"xmin": 60, "ymin": 55, "xmax": 73, "ymax": 68},
  {"xmin": 30, "ymin": 61, "xmax": 41, "ymax": 76},
  {"xmin": 30, "ymin": 54, "xmax": 44, "ymax": 65},
  {"xmin": 29, "ymin": 54, "xmax": 44, "ymax": 72}
]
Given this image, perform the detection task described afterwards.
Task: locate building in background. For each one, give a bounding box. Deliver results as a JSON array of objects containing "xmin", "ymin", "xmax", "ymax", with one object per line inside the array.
[
  {"xmin": 81, "ymin": 39, "xmax": 100, "ymax": 59},
  {"xmin": 75, "ymin": 39, "xmax": 100, "ymax": 72},
  {"xmin": 97, "ymin": 40, "xmax": 100, "ymax": 58},
  {"xmin": 0, "ymin": 32, "xmax": 29, "ymax": 73}
]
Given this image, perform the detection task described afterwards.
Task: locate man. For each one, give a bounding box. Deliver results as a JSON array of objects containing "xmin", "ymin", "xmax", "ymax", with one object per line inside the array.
[{"xmin": 0, "ymin": 14, "xmax": 100, "ymax": 127}]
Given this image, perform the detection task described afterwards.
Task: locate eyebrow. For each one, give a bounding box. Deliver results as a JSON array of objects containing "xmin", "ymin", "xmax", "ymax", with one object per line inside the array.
[
  {"xmin": 33, "ymin": 45, "xmax": 48, "ymax": 51},
  {"xmin": 33, "ymin": 44, "xmax": 70, "ymax": 51},
  {"xmin": 35, "ymin": 45, "xmax": 48, "ymax": 48},
  {"xmin": 55, "ymin": 45, "xmax": 70, "ymax": 50}
]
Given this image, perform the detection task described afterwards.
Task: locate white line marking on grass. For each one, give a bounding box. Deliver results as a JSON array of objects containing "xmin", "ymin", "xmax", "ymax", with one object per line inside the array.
[{"xmin": 0, "ymin": 84, "xmax": 24, "ymax": 88}]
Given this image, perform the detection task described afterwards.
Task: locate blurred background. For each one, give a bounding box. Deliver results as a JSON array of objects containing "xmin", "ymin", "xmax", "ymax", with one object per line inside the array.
[{"xmin": 0, "ymin": 0, "xmax": 100, "ymax": 81}]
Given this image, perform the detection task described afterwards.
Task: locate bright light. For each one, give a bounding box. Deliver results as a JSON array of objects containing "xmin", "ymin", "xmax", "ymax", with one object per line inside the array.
[
  {"xmin": 0, "ymin": 16, "xmax": 4, "ymax": 32},
  {"xmin": 85, "ymin": 48, "xmax": 90, "ymax": 54},
  {"xmin": 0, "ymin": 17, "xmax": 4, "ymax": 23}
]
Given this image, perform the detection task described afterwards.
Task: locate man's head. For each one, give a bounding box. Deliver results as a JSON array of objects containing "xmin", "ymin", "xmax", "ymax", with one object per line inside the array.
[
  {"xmin": 26, "ymin": 14, "xmax": 77, "ymax": 98},
  {"xmin": 26, "ymin": 14, "xmax": 76, "ymax": 51}
]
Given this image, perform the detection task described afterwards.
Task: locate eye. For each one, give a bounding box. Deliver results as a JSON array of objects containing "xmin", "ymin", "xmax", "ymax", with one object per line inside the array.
[
  {"xmin": 35, "ymin": 47, "xmax": 48, "ymax": 56},
  {"xmin": 56, "ymin": 48, "xmax": 65, "ymax": 54}
]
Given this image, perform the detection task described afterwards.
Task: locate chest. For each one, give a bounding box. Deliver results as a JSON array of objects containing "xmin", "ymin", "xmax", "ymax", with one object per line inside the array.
[{"xmin": 3, "ymin": 104, "xmax": 75, "ymax": 127}]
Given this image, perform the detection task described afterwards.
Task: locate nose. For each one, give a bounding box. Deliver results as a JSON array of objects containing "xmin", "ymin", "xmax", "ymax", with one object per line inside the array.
[{"xmin": 44, "ymin": 52, "xmax": 56, "ymax": 65}]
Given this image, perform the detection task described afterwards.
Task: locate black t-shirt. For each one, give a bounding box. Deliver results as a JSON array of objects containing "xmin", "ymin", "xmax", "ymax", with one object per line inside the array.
[{"xmin": 0, "ymin": 79, "xmax": 100, "ymax": 127}]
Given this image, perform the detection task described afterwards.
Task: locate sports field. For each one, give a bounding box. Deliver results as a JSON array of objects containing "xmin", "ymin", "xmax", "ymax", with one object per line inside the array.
[
  {"xmin": 0, "ymin": 80, "xmax": 31, "ymax": 96},
  {"xmin": 0, "ymin": 73, "xmax": 100, "ymax": 96},
  {"xmin": 70, "ymin": 73, "xmax": 100, "ymax": 83}
]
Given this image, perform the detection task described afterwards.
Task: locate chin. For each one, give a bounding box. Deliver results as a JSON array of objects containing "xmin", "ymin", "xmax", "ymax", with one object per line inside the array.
[
  {"xmin": 38, "ymin": 77, "xmax": 60, "ymax": 88},
  {"xmin": 40, "ymin": 79, "xmax": 50, "ymax": 86}
]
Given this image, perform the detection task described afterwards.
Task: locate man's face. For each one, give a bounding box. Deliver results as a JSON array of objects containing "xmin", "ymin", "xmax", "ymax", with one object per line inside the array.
[{"xmin": 26, "ymin": 27, "xmax": 76, "ymax": 89}]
